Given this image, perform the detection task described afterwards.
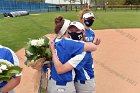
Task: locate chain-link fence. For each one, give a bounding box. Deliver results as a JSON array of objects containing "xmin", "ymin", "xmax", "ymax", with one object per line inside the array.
[{"xmin": 92, "ymin": 5, "xmax": 140, "ymax": 11}]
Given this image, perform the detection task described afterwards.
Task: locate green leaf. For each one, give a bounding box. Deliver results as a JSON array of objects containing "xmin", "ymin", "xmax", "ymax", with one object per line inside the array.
[
  {"xmin": 45, "ymin": 48, "xmax": 52, "ymax": 60},
  {"xmin": 0, "ymin": 62, "xmax": 12, "ymax": 68},
  {"xmin": 26, "ymin": 46, "xmax": 37, "ymax": 54},
  {"xmin": 0, "ymin": 77, "xmax": 10, "ymax": 82},
  {"xmin": 32, "ymin": 55, "xmax": 41, "ymax": 61},
  {"xmin": 43, "ymin": 37, "xmax": 50, "ymax": 47},
  {"xmin": 7, "ymin": 66, "xmax": 22, "ymax": 75},
  {"xmin": 0, "ymin": 75, "xmax": 11, "ymax": 78}
]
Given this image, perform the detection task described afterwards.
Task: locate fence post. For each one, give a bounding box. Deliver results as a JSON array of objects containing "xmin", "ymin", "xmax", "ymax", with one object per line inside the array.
[
  {"xmin": 56, "ymin": 5, "xmax": 60, "ymax": 12},
  {"xmin": 130, "ymin": 4, "xmax": 132, "ymax": 10},
  {"xmin": 65, "ymin": 5, "xmax": 68, "ymax": 12},
  {"xmin": 39, "ymin": 1, "xmax": 41, "ymax": 12},
  {"xmin": 95, "ymin": 5, "xmax": 97, "ymax": 11},
  {"xmin": 75, "ymin": 5, "xmax": 77, "ymax": 12},
  {"xmin": 136, "ymin": 5, "xmax": 138, "ymax": 11},
  {"xmin": 48, "ymin": 7, "xmax": 49, "ymax": 12},
  {"xmin": 29, "ymin": 0, "xmax": 31, "ymax": 12},
  {"xmin": 14, "ymin": 0, "xmax": 16, "ymax": 11},
  {"xmin": 71, "ymin": 4, "xmax": 72, "ymax": 11}
]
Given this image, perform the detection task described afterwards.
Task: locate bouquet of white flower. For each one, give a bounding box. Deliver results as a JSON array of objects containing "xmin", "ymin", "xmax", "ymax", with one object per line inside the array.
[
  {"xmin": 0, "ymin": 61, "xmax": 22, "ymax": 82},
  {"xmin": 25, "ymin": 37, "xmax": 52, "ymax": 66}
]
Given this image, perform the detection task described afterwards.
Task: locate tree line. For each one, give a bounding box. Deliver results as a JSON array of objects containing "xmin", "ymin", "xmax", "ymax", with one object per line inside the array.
[{"xmin": 95, "ymin": 0, "xmax": 139, "ymax": 5}]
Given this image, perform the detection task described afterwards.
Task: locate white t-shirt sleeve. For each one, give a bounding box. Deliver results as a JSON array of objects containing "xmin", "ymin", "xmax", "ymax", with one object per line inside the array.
[{"xmin": 68, "ymin": 52, "xmax": 86, "ymax": 68}]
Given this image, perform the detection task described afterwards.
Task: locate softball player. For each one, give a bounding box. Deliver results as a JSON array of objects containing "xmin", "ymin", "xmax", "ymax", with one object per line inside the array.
[
  {"xmin": 47, "ymin": 17, "xmax": 97, "ymax": 93},
  {"xmin": 0, "ymin": 45, "xmax": 21, "ymax": 93},
  {"xmin": 50, "ymin": 21, "xmax": 99, "ymax": 93},
  {"xmin": 72, "ymin": 8, "xmax": 101, "ymax": 93},
  {"xmin": 79, "ymin": 8, "xmax": 96, "ymax": 42}
]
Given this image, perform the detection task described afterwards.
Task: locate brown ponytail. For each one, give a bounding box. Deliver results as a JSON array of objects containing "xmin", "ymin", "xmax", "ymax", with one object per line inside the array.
[{"xmin": 54, "ymin": 16, "xmax": 64, "ymax": 34}]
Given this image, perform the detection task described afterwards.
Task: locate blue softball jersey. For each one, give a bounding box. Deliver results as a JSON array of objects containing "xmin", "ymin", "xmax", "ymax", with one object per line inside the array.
[
  {"xmin": 0, "ymin": 45, "xmax": 19, "ymax": 88},
  {"xmin": 73, "ymin": 28, "xmax": 95, "ymax": 81},
  {"xmin": 85, "ymin": 28, "xmax": 95, "ymax": 42},
  {"xmin": 68, "ymin": 51, "xmax": 94, "ymax": 81},
  {"xmin": 50, "ymin": 38, "xmax": 85, "ymax": 86}
]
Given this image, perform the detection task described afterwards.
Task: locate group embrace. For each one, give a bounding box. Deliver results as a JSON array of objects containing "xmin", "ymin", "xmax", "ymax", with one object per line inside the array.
[{"xmin": 0, "ymin": 8, "xmax": 101, "ymax": 93}]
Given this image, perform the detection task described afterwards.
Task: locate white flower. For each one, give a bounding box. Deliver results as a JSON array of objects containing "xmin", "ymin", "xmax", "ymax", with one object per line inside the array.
[
  {"xmin": 37, "ymin": 38, "xmax": 44, "ymax": 46},
  {"xmin": 26, "ymin": 50, "xmax": 33, "ymax": 56},
  {"xmin": 30, "ymin": 40, "xmax": 38, "ymax": 46},
  {"xmin": 30, "ymin": 39, "xmax": 44, "ymax": 47},
  {"xmin": 0, "ymin": 64, "xmax": 8, "ymax": 70},
  {"xmin": 0, "ymin": 69, "xmax": 2, "ymax": 73}
]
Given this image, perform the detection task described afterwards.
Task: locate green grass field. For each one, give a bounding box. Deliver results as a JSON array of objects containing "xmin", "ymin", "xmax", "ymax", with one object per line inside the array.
[{"xmin": 0, "ymin": 10, "xmax": 140, "ymax": 51}]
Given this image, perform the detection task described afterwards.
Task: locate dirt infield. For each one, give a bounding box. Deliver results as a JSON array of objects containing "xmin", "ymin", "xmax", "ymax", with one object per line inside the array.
[{"xmin": 14, "ymin": 28, "xmax": 140, "ymax": 93}]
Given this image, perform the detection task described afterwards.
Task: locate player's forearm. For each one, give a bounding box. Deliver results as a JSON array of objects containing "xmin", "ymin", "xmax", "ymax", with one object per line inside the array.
[
  {"xmin": 84, "ymin": 42, "xmax": 97, "ymax": 51},
  {"xmin": 49, "ymin": 42, "xmax": 64, "ymax": 73},
  {"xmin": 52, "ymin": 51, "xmax": 64, "ymax": 73},
  {"xmin": 1, "ymin": 76, "xmax": 21, "ymax": 92}
]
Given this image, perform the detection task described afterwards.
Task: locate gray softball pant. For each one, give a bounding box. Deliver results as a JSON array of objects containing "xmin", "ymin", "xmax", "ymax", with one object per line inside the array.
[
  {"xmin": 47, "ymin": 78, "xmax": 76, "ymax": 93},
  {"xmin": 74, "ymin": 78, "xmax": 96, "ymax": 93}
]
